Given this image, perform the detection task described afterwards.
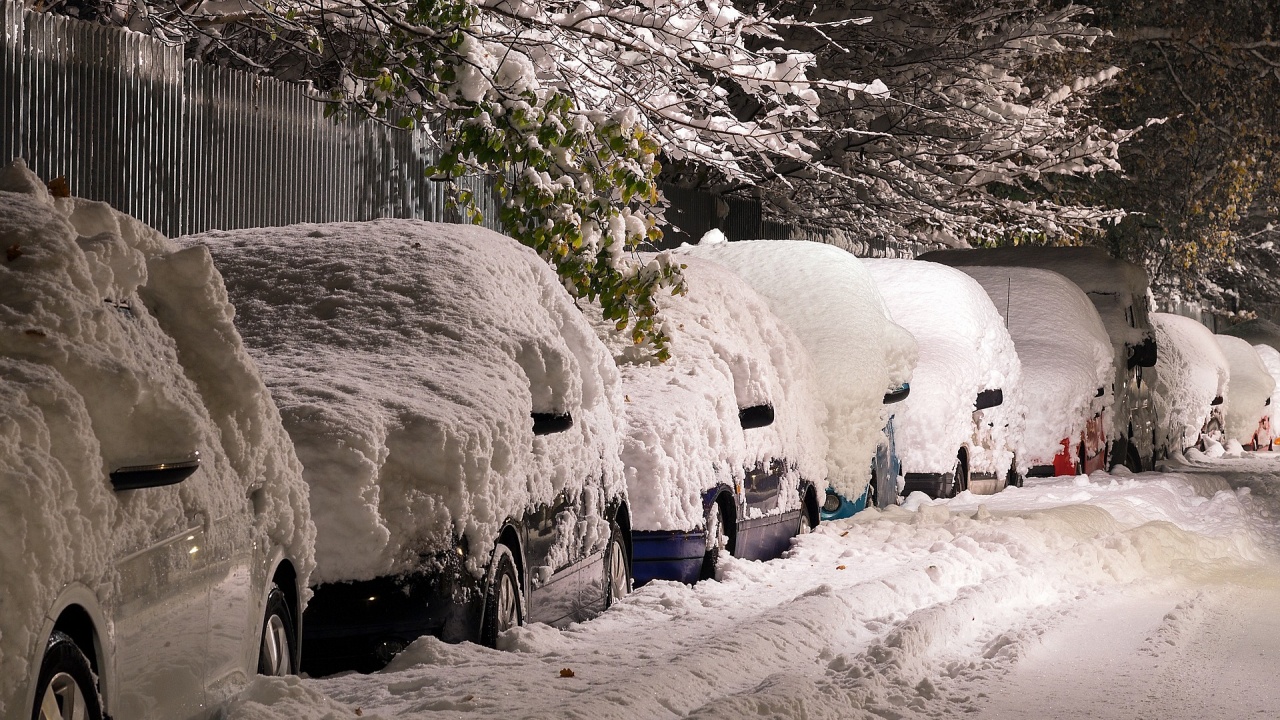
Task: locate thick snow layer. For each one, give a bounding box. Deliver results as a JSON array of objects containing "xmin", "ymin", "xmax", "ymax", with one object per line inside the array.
[
  {"xmin": 677, "ymin": 240, "xmax": 917, "ymax": 502},
  {"xmin": 957, "ymin": 266, "xmax": 1112, "ymax": 467},
  {"xmin": 186, "ymin": 221, "xmax": 625, "ymax": 584},
  {"xmin": 590, "ymin": 255, "xmax": 828, "ymax": 531},
  {"xmin": 1214, "ymin": 335, "xmax": 1276, "ymax": 444},
  {"xmin": 1254, "ymin": 344, "xmax": 1280, "ymax": 435},
  {"xmin": 0, "ymin": 160, "xmax": 314, "ymax": 716},
  {"xmin": 1151, "ymin": 314, "xmax": 1230, "ymax": 451},
  {"xmin": 862, "ymin": 259, "xmax": 1023, "ymax": 476}
]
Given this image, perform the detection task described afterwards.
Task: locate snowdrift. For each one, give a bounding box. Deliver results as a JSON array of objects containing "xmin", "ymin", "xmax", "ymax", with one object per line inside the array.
[{"xmin": 1150, "ymin": 313, "xmax": 1229, "ymax": 451}]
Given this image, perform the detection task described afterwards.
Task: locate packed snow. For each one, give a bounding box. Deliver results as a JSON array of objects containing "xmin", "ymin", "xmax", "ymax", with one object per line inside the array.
[
  {"xmin": 861, "ymin": 259, "xmax": 1023, "ymax": 478},
  {"xmin": 955, "ymin": 266, "xmax": 1112, "ymax": 468},
  {"xmin": 588, "ymin": 255, "xmax": 828, "ymax": 531},
  {"xmin": 0, "ymin": 159, "xmax": 315, "ymax": 716},
  {"xmin": 184, "ymin": 221, "xmax": 626, "ymax": 583},
  {"xmin": 678, "ymin": 239, "xmax": 917, "ymax": 503},
  {"xmin": 1151, "ymin": 313, "xmax": 1230, "ymax": 451},
  {"xmin": 1214, "ymin": 335, "xmax": 1276, "ymax": 446}
]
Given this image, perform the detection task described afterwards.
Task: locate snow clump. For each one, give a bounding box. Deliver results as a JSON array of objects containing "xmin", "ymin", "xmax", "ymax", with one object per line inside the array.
[{"xmin": 1150, "ymin": 313, "xmax": 1229, "ymax": 451}]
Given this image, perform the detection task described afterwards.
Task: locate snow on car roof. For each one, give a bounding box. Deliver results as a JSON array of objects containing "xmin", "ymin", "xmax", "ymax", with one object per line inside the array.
[
  {"xmin": 678, "ymin": 239, "xmax": 917, "ymax": 503},
  {"xmin": 862, "ymin": 259, "xmax": 1023, "ymax": 476},
  {"xmin": 1214, "ymin": 334, "xmax": 1276, "ymax": 444},
  {"xmin": 186, "ymin": 220, "xmax": 625, "ymax": 584},
  {"xmin": 0, "ymin": 159, "xmax": 314, "ymax": 714},
  {"xmin": 591, "ymin": 255, "xmax": 828, "ymax": 531},
  {"xmin": 1151, "ymin": 313, "xmax": 1229, "ymax": 451},
  {"xmin": 956, "ymin": 266, "xmax": 1112, "ymax": 466}
]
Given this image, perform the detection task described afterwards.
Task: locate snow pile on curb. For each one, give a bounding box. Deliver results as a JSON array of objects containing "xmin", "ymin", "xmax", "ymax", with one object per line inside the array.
[
  {"xmin": 959, "ymin": 266, "xmax": 1112, "ymax": 467},
  {"xmin": 1151, "ymin": 313, "xmax": 1229, "ymax": 450},
  {"xmin": 862, "ymin": 259, "xmax": 1023, "ymax": 476},
  {"xmin": 0, "ymin": 159, "xmax": 314, "ymax": 716},
  {"xmin": 678, "ymin": 239, "xmax": 917, "ymax": 503},
  {"xmin": 1215, "ymin": 334, "xmax": 1275, "ymax": 445},
  {"xmin": 187, "ymin": 221, "xmax": 625, "ymax": 583},
  {"xmin": 590, "ymin": 255, "xmax": 827, "ymax": 531}
]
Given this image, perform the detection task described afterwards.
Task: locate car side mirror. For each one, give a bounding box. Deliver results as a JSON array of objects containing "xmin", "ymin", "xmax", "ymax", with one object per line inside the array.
[
  {"xmin": 739, "ymin": 405, "xmax": 775, "ymax": 430},
  {"xmin": 974, "ymin": 389, "xmax": 1004, "ymax": 411},
  {"xmin": 1211, "ymin": 395, "xmax": 1224, "ymax": 406},
  {"xmin": 883, "ymin": 384, "xmax": 911, "ymax": 405},
  {"xmin": 1127, "ymin": 337, "xmax": 1157, "ymax": 369},
  {"xmin": 532, "ymin": 413, "xmax": 574, "ymax": 435},
  {"xmin": 1095, "ymin": 387, "xmax": 1105, "ymax": 398},
  {"xmin": 110, "ymin": 452, "xmax": 200, "ymax": 491}
]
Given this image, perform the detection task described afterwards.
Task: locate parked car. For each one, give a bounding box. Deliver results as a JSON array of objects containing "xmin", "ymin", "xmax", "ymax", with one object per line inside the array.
[
  {"xmin": 1215, "ymin": 335, "xmax": 1277, "ymax": 450},
  {"xmin": 597, "ymin": 255, "xmax": 828, "ymax": 585},
  {"xmin": 954, "ymin": 266, "xmax": 1113, "ymax": 477},
  {"xmin": 679, "ymin": 238, "xmax": 917, "ymax": 516},
  {"xmin": 1150, "ymin": 313, "xmax": 1229, "ymax": 453},
  {"xmin": 920, "ymin": 246, "xmax": 1159, "ymax": 471},
  {"xmin": 1251, "ymin": 343, "xmax": 1280, "ymax": 451},
  {"xmin": 191, "ymin": 220, "xmax": 631, "ymax": 675},
  {"xmin": 0, "ymin": 160, "xmax": 315, "ymax": 720},
  {"xmin": 862, "ymin": 259, "xmax": 1024, "ymax": 499}
]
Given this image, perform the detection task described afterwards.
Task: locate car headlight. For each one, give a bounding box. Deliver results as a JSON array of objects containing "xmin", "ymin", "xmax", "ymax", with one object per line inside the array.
[{"xmin": 823, "ymin": 490, "xmax": 842, "ymax": 513}]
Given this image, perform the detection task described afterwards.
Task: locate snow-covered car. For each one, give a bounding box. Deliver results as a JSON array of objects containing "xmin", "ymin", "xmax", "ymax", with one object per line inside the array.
[
  {"xmin": 1150, "ymin": 313, "xmax": 1229, "ymax": 453},
  {"xmin": 920, "ymin": 246, "xmax": 1159, "ymax": 471},
  {"xmin": 862, "ymin": 259, "xmax": 1023, "ymax": 498},
  {"xmin": 1221, "ymin": 319, "xmax": 1280, "ymax": 451},
  {"xmin": 1215, "ymin": 335, "xmax": 1277, "ymax": 450},
  {"xmin": 190, "ymin": 221, "xmax": 631, "ymax": 674},
  {"xmin": 954, "ymin": 266, "xmax": 1113, "ymax": 477},
  {"xmin": 596, "ymin": 255, "xmax": 827, "ymax": 585},
  {"xmin": 679, "ymin": 238, "xmax": 917, "ymax": 516},
  {"xmin": 1251, "ymin": 343, "xmax": 1280, "ymax": 451},
  {"xmin": 0, "ymin": 160, "xmax": 315, "ymax": 720}
]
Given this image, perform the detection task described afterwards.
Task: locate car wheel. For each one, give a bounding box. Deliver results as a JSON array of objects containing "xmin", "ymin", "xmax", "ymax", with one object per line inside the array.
[
  {"xmin": 33, "ymin": 631, "xmax": 102, "ymax": 720},
  {"xmin": 867, "ymin": 469, "xmax": 879, "ymax": 509},
  {"xmin": 604, "ymin": 522, "xmax": 630, "ymax": 608},
  {"xmin": 943, "ymin": 456, "xmax": 966, "ymax": 499},
  {"xmin": 699, "ymin": 501, "xmax": 728, "ymax": 581},
  {"xmin": 258, "ymin": 584, "xmax": 296, "ymax": 676},
  {"xmin": 481, "ymin": 544, "xmax": 523, "ymax": 647}
]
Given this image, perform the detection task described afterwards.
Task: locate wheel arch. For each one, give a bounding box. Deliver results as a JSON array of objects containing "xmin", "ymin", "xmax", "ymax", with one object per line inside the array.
[
  {"xmin": 799, "ymin": 481, "xmax": 820, "ymax": 528},
  {"xmin": 24, "ymin": 583, "xmax": 113, "ymax": 717}
]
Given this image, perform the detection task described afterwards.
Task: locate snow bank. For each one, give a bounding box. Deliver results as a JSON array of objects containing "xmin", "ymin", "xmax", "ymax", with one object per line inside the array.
[
  {"xmin": 677, "ymin": 239, "xmax": 917, "ymax": 502},
  {"xmin": 0, "ymin": 159, "xmax": 314, "ymax": 716},
  {"xmin": 957, "ymin": 266, "xmax": 1112, "ymax": 467},
  {"xmin": 1214, "ymin": 335, "xmax": 1276, "ymax": 444},
  {"xmin": 862, "ymin": 259, "xmax": 1023, "ymax": 476},
  {"xmin": 589, "ymin": 255, "xmax": 828, "ymax": 531},
  {"xmin": 1254, "ymin": 344, "xmax": 1280, "ymax": 437},
  {"xmin": 186, "ymin": 221, "xmax": 625, "ymax": 583},
  {"xmin": 1150, "ymin": 313, "xmax": 1229, "ymax": 451}
]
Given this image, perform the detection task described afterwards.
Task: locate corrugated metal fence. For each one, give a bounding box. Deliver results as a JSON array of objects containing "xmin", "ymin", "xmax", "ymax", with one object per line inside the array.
[{"xmin": 0, "ymin": 1, "xmax": 502, "ymax": 238}]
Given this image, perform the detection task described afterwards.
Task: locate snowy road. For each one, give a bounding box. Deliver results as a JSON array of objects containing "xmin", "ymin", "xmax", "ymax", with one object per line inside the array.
[{"xmin": 225, "ymin": 452, "xmax": 1280, "ymax": 719}]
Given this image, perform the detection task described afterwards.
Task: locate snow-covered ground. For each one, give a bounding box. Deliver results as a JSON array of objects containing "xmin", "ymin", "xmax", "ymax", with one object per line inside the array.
[{"xmin": 224, "ymin": 452, "xmax": 1280, "ymax": 719}]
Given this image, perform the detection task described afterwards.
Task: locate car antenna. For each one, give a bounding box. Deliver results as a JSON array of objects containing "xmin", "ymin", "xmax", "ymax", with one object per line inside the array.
[{"xmin": 1005, "ymin": 277, "xmax": 1010, "ymax": 329}]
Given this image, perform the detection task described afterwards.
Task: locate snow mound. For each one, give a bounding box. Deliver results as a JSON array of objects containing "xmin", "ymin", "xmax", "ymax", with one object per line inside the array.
[
  {"xmin": 957, "ymin": 266, "xmax": 1112, "ymax": 467},
  {"xmin": 1214, "ymin": 335, "xmax": 1276, "ymax": 445},
  {"xmin": 862, "ymin": 259, "xmax": 1023, "ymax": 476},
  {"xmin": 678, "ymin": 240, "xmax": 917, "ymax": 502},
  {"xmin": 0, "ymin": 159, "xmax": 314, "ymax": 716},
  {"xmin": 1151, "ymin": 313, "xmax": 1229, "ymax": 451},
  {"xmin": 186, "ymin": 220, "xmax": 625, "ymax": 583},
  {"xmin": 590, "ymin": 255, "xmax": 828, "ymax": 531}
]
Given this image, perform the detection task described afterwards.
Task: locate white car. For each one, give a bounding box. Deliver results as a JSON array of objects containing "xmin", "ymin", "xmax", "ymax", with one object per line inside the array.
[
  {"xmin": 597, "ymin": 255, "xmax": 828, "ymax": 584},
  {"xmin": 862, "ymin": 259, "xmax": 1023, "ymax": 498},
  {"xmin": 0, "ymin": 160, "xmax": 315, "ymax": 720},
  {"xmin": 1215, "ymin": 335, "xmax": 1276, "ymax": 449},
  {"xmin": 1150, "ymin": 313, "xmax": 1229, "ymax": 453}
]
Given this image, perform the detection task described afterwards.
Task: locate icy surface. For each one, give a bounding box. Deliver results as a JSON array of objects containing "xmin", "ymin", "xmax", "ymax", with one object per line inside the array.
[
  {"xmin": 678, "ymin": 239, "xmax": 917, "ymax": 502},
  {"xmin": 186, "ymin": 220, "xmax": 625, "ymax": 583},
  {"xmin": 0, "ymin": 159, "xmax": 314, "ymax": 716},
  {"xmin": 1215, "ymin": 335, "xmax": 1276, "ymax": 445},
  {"xmin": 957, "ymin": 266, "xmax": 1112, "ymax": 467},
  {"xmin": 862, "ymin": 259, "xmax": 1023, "ymax": 476},
  {"xmin": 590, "ymin": 255, "xmax": 827, "ymax": 531},
  {"xmin": 1151, "ymin": 313, "xmax": 1230, "ymax": 451}
]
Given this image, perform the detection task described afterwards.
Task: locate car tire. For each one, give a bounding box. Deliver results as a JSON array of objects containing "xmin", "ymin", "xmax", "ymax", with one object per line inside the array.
[
  {"xmin": 699, "ymin": 501, "xmax": 728, "ymax": 581},
  {"xmin": 481, "ymin": 544, "xmax": 523, "ymax": 647},
  {"xmin": 943, "ymin": 455, "xmax": 966, "ymax": 499},
  {"xmin": 867, "ymin": 470, "xmax": 879, "ymax": 509},
  {"xmin": 33, "ymin": 631, "xmax": 102, "ymax": 720},
  {"xmin": 258, "ymin": 584, "xmax": 296, "ymax": 676},
  {"xmin": 603, "ymin": 522, "xmax": 631, "ymax": 609}
]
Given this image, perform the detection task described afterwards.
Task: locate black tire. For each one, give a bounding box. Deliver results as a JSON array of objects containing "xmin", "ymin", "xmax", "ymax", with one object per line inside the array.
[
  {"xmin": 32, "ymin": 631, "xmax": 102, "ymax": 720},
  {"xmin": 603, "ymin": 522, "xmax": 631, "ymax": 609},
  {"xmin": 867, "ymin": 470, "xmax": 879, "ymax": 509},
  {"xmin": 699, "ymin": 500, "xmax": 728, "ymax": 581},
  {"xmin": 1125, "ymin": 441, "xmax": 1143, "ymax": 473},
  {"xmin": 481, "ymin": 544, "xmax": 523, "ymax": 647},
  {"xmin": 942, "ymin": 455, "xmax": 967, "ymax": 499},
  {"xmin": 258, "ymin": 584, "xmax": 297, "ymax": 676},
  {"xmin": 1007, "ymin": 458, "xmax": 1024, "ymax": 488}
]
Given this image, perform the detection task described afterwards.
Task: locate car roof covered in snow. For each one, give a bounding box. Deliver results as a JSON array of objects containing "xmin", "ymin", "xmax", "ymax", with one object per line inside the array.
[{"xmin": 186, "ymin": 220, "xmax": 625, "ymax": 584}]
